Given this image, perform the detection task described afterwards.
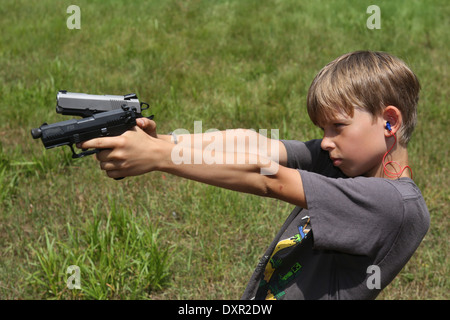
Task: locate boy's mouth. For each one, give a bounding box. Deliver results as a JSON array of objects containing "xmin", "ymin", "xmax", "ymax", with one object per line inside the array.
[{"xmin": 330, "ymin": 157, "xmax": 342, "ymax": 166}]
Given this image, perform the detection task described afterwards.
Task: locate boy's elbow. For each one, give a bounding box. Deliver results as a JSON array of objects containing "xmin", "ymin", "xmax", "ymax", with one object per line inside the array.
[{"xmin": 263, "ymin": 168, "xmax": 307, "ymax": 208}]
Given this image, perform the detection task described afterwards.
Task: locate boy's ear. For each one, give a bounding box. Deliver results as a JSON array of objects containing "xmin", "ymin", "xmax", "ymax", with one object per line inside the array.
[{"xmin": 383, "ymin": 106, "xmax": 402, "ymax": 136}]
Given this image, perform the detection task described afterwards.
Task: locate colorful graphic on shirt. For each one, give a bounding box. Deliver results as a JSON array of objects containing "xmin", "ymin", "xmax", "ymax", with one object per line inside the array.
[{"xmin": 258, "ymin": 216, "xmax": 311, "ymax": 300}]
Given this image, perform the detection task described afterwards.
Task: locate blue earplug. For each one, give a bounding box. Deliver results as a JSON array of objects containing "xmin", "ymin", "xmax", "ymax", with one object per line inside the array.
[{"xmin": 386, "ymin": 121, "xmax": 392, "ymax": 132}]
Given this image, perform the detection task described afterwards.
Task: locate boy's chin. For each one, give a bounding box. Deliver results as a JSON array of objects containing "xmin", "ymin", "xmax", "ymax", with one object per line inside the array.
[{"xmin": 340, "ymin": 166, "xmax": 367, "ymax": 178}]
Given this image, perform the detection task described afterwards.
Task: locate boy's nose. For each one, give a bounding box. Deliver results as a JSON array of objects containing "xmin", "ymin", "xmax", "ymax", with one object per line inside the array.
[{"xmin": 321, "ymin": 136, "xmax": 335, "ymax": 151}]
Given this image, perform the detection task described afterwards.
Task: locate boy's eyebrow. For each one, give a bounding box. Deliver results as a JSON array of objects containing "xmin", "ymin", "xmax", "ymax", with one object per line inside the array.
[
  {"xmin": 318, "ymin": 115, "xmax": 352, "ymax": 127},
  {"xmin": 332, "ymin": 117, "xmax": 351, "ymax": 123}
]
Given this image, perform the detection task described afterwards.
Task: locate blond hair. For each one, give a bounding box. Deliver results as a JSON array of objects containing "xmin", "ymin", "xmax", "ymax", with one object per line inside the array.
[{"xmin": 307, "ymin": 51, "xmax": 420, "ymax": 146}]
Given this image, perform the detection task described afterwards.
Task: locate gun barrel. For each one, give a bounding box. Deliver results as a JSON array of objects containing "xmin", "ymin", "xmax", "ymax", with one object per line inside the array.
[
  {"xmin": 31, "ymin": 127, "xmax": 42, "ymax": 139},
  {"xmin": 31, "ymin": 107, "xmax": 138, "ymax": 153}
]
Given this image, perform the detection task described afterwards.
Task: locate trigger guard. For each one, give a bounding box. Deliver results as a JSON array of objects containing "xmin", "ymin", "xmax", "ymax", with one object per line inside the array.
[{"xmin": 69, "ymin": 144, "xmax": 100, "ymax": 158}]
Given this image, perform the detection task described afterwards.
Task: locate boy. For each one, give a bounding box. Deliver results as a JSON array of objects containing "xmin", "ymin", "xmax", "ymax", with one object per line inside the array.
[{"xmin": 79, "ymin": 51, "xmax": 430, "ymax": 299}]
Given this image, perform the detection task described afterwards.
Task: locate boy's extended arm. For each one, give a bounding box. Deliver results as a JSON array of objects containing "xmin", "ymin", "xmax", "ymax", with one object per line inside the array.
[
  {"xmin": 79, "ymin": 124, "xmax": 306, "ymax": 209},
  {"xmin": 135, "ymin": 118, "xmax": 288, "ymax": 165},
  {"xmin": 161, "ymin": 141, "xmax": 305, "ymax": 208},
  {"xmin": 159, "ymin": 129, "xmax": 288, "ymax": 167}
]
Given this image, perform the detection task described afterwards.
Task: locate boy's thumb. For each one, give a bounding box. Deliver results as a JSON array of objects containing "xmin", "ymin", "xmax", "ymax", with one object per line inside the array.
[{"xmin": 137, "ymin": 118, "xmax": 157, "ymax": 137}]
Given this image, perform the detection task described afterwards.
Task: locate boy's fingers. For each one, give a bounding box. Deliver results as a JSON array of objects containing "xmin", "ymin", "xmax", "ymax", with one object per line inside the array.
[
  {"xmin": 136, "ymin": 117, "xmax": 156, "ymax": 129},
  {"xmin": 77, "ymin": 137, "xmax": 120, "ymax": 150},
  {"xmin": 137, "ymin": 118, "xmax": 157, "ymax": 136},
  {"xmin": 96, "ymin": 149, "xmax": 114, "ymax": 162},
  {"xmin": 106, "ymin": 170, "xmax": 124, "ymax": 179},
  {"xmin": 136, "ymin": 117, "xmax": 150, "ymax": 127}
]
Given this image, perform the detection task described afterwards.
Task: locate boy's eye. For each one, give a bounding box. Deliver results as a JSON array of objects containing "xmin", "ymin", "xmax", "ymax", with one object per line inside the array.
[{"xmin": 319, "ymin": 122, "xmax": 347, "ymax": 132}]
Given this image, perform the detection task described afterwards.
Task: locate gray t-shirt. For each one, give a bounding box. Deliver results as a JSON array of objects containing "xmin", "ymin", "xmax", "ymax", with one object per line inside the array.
[{"xmin": 242, "ymin": 139, "xmax": 430, "ymax": 300}]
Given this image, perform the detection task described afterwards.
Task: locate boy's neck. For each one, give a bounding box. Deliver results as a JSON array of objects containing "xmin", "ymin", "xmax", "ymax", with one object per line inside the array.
[{"xmin": 368, "ymin": 144, "xmax": 411, "ymax": 179}]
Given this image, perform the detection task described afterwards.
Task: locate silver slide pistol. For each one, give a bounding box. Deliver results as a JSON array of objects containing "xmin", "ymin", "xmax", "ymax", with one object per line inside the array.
[{"xmin": 56, "ymin": 90, "xmax": 149, "ymax": 117}]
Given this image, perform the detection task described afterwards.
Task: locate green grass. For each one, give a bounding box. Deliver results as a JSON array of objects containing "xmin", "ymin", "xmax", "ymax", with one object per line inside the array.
[
  {"xmin": 25, "ymin": 199, "xmax": 172, "ymax": 299},
  {"xmin": 0, "ymin": 0, "xmax": 448, "ymax": 299}
]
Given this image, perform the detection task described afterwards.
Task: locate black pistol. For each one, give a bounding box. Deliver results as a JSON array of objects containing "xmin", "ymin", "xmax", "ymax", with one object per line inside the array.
[
  {"xmin": 31, "ymin": 105, "xmax": 144, "ymax": 159},
  {"xmin": 32, "ymin": 91, "xmax": 153, "ymax": 158},
  {"xmin": 31, "ymin": 91, "xmax": 153, "ymax": 180}
]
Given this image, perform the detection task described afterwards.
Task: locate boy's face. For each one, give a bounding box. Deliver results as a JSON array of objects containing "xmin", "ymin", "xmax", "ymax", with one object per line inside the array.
[{"xmin": 319, "ymin": 108, "xmax": 387, "ymax": 177}]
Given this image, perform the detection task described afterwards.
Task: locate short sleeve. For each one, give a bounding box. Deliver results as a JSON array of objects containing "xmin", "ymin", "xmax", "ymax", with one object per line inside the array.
[
  {"xmin": 281, "ymin": 139, "xmax": 346, "ymax": 178},
  {"xmin": 300, "ymin": 170, "xmax": 405, "ymax": 258}
]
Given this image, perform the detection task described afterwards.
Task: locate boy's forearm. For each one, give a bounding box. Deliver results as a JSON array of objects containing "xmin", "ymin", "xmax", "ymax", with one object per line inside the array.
[
  {"xmin": 157, "ymin": 143, "xmax": 305, "ymax": 208},
  {"xmin": 159, "ymin": 129, "xmax": 287, "ymax": 166},
  {"xmin": 158, "ymin": 144, "xmax": 271, "ymax": 195}
]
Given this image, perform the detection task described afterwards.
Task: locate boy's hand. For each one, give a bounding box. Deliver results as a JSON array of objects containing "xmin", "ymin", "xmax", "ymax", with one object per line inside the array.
[
  {"xmin": 78, "ymin": 124, "xmax": 171, "ymax": 179},
  {"xmin": 136, "ymin": 117, "xmax": 157, "ymax": 138}
]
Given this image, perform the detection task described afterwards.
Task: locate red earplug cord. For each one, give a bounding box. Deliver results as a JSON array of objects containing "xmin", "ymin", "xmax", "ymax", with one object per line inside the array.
[{"xmin": 382, "ymin": 132, "xmax": 413, "ymax": 179}]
